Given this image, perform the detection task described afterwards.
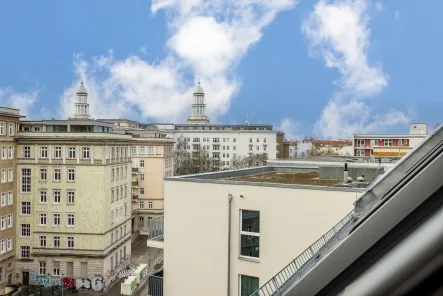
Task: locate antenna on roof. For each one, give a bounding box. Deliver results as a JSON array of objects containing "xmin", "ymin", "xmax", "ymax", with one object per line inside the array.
[{"xmin": 245, "ymin": 113, "xmax": 249, "ymax": 125}]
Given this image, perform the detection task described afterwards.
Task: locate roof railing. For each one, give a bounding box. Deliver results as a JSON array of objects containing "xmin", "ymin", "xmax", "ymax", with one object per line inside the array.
[{"xmin": 250, "ymin": 211, "xmax": 355, "ymax": 296}]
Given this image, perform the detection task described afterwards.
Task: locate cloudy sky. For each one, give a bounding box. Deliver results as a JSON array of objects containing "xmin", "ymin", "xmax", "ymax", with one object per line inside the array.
[{"xmin": 0, "ymin": 0, "xmax": 441, "ymax": 139}]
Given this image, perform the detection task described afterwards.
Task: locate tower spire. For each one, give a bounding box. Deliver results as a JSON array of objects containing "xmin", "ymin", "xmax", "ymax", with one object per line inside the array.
[
  {"xmin": 187, "ymin": 81, "xmax": 209, "ymax": 125},
  {"xmin": 73, "ymin": 81, "xmax": 91, "ymax": 119}
]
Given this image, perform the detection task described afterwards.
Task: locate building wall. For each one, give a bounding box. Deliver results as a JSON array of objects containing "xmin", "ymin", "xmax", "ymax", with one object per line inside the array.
[
  {"xmin": 0, "ymin": 115, "xmax": 19, "ymax": 293},
  {"xmin": 163, "ymin": 181, "xmax": 359, "ymax": 296},
  {"xmin": 171, "ymin": 131, "xmax": 278, "ymax": 165},
  {"xmin": 15, "ymin": 137, "xmax": 132, "ymax": 281}
]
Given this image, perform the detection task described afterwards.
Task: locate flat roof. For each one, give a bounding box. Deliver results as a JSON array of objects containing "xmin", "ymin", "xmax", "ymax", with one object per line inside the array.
[{"xmin": 165, "ymin": 166, "xmax": 365, "ymax": 192}]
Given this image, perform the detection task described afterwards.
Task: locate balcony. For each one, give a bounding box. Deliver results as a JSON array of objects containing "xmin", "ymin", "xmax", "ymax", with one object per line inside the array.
[
  {"xmin": 132, "ymin": 168, "xmax": 139, "ymax": 173},
  {"xmin": 132, "ymin": 194, "xmax": 139, "ymax": 200},
  {"xmin": 147, "ymin": 216, "xmax": 164, "ymax": 249},
  {"xmin": 132, "ymin": 179, "xmax": 139, "ymax": 187}
]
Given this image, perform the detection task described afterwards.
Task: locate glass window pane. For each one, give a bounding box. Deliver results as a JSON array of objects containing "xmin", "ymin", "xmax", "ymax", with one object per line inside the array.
[
  {"xmin": 241, "ymin": 210, "xmax": 260, "ymax": 233},
  {"xmin": 241, "ymin": 275, "xmax": 259, "ymax": 296},
  {"xmin": 240, "ymin": 235, "xmax": 259, "ymax": 258}
]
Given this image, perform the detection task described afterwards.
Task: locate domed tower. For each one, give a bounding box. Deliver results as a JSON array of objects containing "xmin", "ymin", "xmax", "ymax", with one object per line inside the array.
[
  {"xmin": 73, "ymin": 81, "xmax": 91, "ymax": 119},
  {"xmin": 187, "ymin": 81, "xmax": 209, "ymax": 125}
]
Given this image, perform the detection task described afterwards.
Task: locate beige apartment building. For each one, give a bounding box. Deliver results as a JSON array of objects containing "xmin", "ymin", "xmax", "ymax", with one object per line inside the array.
[
  {"xmin": 147, "ymin": 163, "xmax": 385, "ymax": 296},
  {"xmin": 0, "ymin": 107, "xmax": 23, "ymax": 295},
  {"xmin": 14, "ymin": 84, "xmax": 133, "ymax": 284},
  {"xmin": 97, "ymin": 119, "xmax": 174, "ymax": 234}
]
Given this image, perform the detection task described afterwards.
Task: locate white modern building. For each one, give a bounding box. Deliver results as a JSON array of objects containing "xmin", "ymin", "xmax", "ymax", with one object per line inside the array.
[
  {"xmin": 154, "ymin": 83, "xmax": 279, "ymax": 167},
  {"xmin": 146, "ymin": 162, "xmax": 382, "ymax": 296}
]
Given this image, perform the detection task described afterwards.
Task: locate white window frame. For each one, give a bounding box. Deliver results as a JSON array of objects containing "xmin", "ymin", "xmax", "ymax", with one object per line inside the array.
[
  {"xmin": 21, "ymin": 202, "xmax": 31, "ymax": 215},
  {"xmin": 139, "ymin": 201, "xmax": 144, "ymax": 209},
  {"xmin": 54, "ymin": 146, "xmax": 62, "ymax": 159},
  {"xmin": 40, "ymin": 146, "xmax": 48, "ymax": 158},
  {"xmin": 0, "ymin": 193, "xmax": 5, "ymax": 207},
  {"xmin": 67, "ymin": 168, "xmax": 75, "ymax": 181},
  {"xmin": 53, "ymin": 190, "xmax": 61, "ymax": 204},
  {"xmin": 239, "ymin": 210, "xmax": 260, "ymax": 260},
  {"xmin": 54, "ymin": 168, "xmax": 61, "ymax": 181},
  {"xmin": 140, "ymin": 187, "xmax": 145, "ymax": 195},
  {"xmin": 1, "ymin": 146, "xmax": 6, "ymax": 159},
  {"xmin": 0, "ymin": 122, "xmax": 5, "ymax": 135},
  {"xmin": 39, "ymin": 213, "xmax": 47, "ymax": 226},
  {"xmin": 21, "ymin": 224, "xmax": 30, "ymax": 237},
  {"xmin": 67, "ymin": 236, "xmax": 74, "ymax": 249},
  {"xmin": 24, "ymin": 146, "xmax": 31, "ymax": 158},
  {"xmin": 20, "ymin": 246, "xmax": 30, "ymax": 259},
  {"xmin": 82, "ymin": 147, "xmax": 90, "ymax": 159},
  {"xmin": 6, "ymin": 214, "xmax": 12, "ymax": 229},
  {"xmin": 148, "ymin": 201, "xmax": 153, "ymax": 209},
  {"xmin": 8, "ymin": 146, "xmax": 13, "ymax": 159},
  {"xmin": 39, "ymin": 190, "xmax": 47, "ymax": 203},
  {"xmin": 6, "ymin": 237, "xmax": 12, "ymax": 251},
  {"xmin": 21, "ymin": 168, "xmax": 32, "ymax": 193},
  {"xmin": 8, "ymin": 122, "xmax": 15, "ymax": 136},
  {"xmin": 53, "ymin": 213, "xmax": 61, "ymax": 227},
  {"xmin": 1, "ymin": 169, "xmax": 6, "ymax": 183},
  {"xmin": 38, "ymin": 235, "xmax": 47, "ymax": 248},
  {"xmin": 67, "ymin": 213, "xmax": 75, "ymax": 227},
  {"xmin": 140, "ymin": 160, "xmax": 145, "ymax": 168},
  {"xmin": 67, "ymin": 191, "xmax": 75, "ymax": 204},
  {"xmin": 39, "ymin": 261, "xmax": 46, "ymax": 275},
  {"xmin": 68, "ymin": 147, "xmax": 76, "ymax": 159},
  {"xmin": 8, "ymin": 168, "xmax": 13, "ymax": 182}
]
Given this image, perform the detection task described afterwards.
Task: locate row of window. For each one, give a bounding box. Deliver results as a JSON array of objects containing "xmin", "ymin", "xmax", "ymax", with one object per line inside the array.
[
  {"xmin": 0, "ymin": 237, "xmax": 13, "ymax": 254},
  {"xmin": 21, "ymin": 145, "xmax": 129, "ymax": 160},
  {"xmin": 356, "ymin": 139, "xmax": 408, "ymax": 148},
  {"xmin": 111, "ymin": 166, "xmax": 128, "ymax": 181},
  {"xmin": 37, "ymin": 235, "xmax": 75, "ymax": 249},
  {"xmin": 111, "ymin": 186, "xmax": 128, "ymax": 203},
  {"xmin": 110, "ymin": 205, "xmax": 127, "ymax": 222},
  {"xmin": 0, "ymin": 168, "xmax": 14, "ymax": 183},
  {"xmin": 0, "ymin": 146, "xmax": 14, "ymax": 160},
  {"xmin": 0, "ymin": 214, "xmax": 13, "ymax": 230},
  {"xmin": 38, "ymin": 190, "xmax": 75, "ymax": 204},
  {"xmin": 249, "ymin": 145, "xmax": 267, "ymax": 152},
  {"xmin": 34, "ymin": 213, "xmax": 75, "ymax": 227},
  {"xmin": 110, "ymin": 246, "xmax": 128, "ymax": 270},
  {"xmin": 131, "ymin": 146, "xmax": 156, "ymax": 155},
  {"xmin": 139, "ymin": 200, "xmax": 153, "ymax": 209},
  {"xmin": 0, "ymin": 122, "xmax": 16, "ymax": 136},
  {"xmin": 0, "ymin": 191, "xmax": 13, "ymax": 207},
  {"xmin": 110, "ymin": 224, "xmax": 127, "ymax": 244},
  {"xmin": 33, "ymin": 261, "xmax": 88, "ymax": 277},
  {"xmin": 22, "ymin": 168, "xmax": 76, "ymax": 193}
]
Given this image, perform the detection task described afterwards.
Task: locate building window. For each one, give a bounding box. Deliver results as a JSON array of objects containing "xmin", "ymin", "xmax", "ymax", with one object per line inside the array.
[
  {"xmin": 0, "ymin": 217, "xmax": 5, "ymax": 230},
  {"xmin": 0, "ymin": 193, "xmax": 5, "ymax": 207},
  {"xmin": 0, "ymin": 122, "xmax": 5, "ymax": 135},
  {"xmin": 140, "ymin": 187, "xmax": 145, "ymax": 195},
  {"xmin": 6, "ymin": 214, "xmax": 12, "ymax": 228},
  {"xmin": 53, "ymin": 213, "xmax": 61, "ymax": 227},
  {"xmin": 256, "ymin": 146, "xmax": 259, "ymax": 151},
  {"xmin": 54, "ymin": 146, "xmax": 62, "ymax": 158},
  {"xmin": 52, "ymin": 190, "xmax": 60, "ymax": 204},
  {"xmin": 67, "ymin": 237, "xmax": 74, "ymax": 248},
  {"xmin": 40, "ymin": 168, "xmax": 47, "ymax": 181},
  {"xmin": 39, "ymin": 213, "xmax": 47, "ymax": 226},
  {"xmin": 148, "ymin": 201, "xmax": 153, "ymax": 209},
  {"xmin": 21, "ymin": 168, "xmax": 31, "ymax": 192},
  {"xmin": 21, "ymin": 224, "xmax": 30, "ymax": 237},
  {"xmin": 385, "ymin": 139, "xmax": 393, "ymax": 146},
  {"xmin": 52, "ymin": 236, "xmax": 61, "ymax": 248},
  {"xmin": 8, "ymin": 146, "xmax": 13, "ymax": 159},
  {"xmin": 9, "ymin": 122, "xmax": 15, "ymax": 136},
  {"xmin": 0, "ymin": 169, "xmax": 5, "ymax": 183},
  {"xmin": 240, "ymin": 275, "xmax": 260, "ymax": 296},
  {"xmin": 6, "ymin": 237, "xmax": 12, "ymax": 251},
  {"xmin": 8, "ymin": 168, "xmax": 13, "ymax": 182},
  {"xmin": 0, "ymin": 239, "xmax": 4, "ymax": 253},
  {"xmin": 139, "ymin": 201, "xmax": 145, "ymax": 209},
  {"xmin": 39, "ymin": 236, "xmax": 47, "ymax": 248},
  {"xmin": 82, "ymin": 147, "xmax": 90, "ymax": 159},
  {"xmin": 67, "ymin": 213, "xmax": 75, "ymax": 226},
  {"xmin": 1, "ymin": 146, "xmax": 5, "ymax": 159},
  {"xmin": 7, "ymin": 192, "xmax": 12, "ymax": 205},
  {"xmin": 24, "ymin": 146, "xmax": 31, "ymax": 158},
  {"xmin": 21, "ymin": 202, "xmax": 31, "ymax": 215},
  {"xmin": 20, "ymin": 246, "xmax": 30, "ymax": 259},
  {"xmin": 67, "ymin": 191, "xmax": 75, "ymax": 204},
  {"xmin": 111, "ymin": 189, "xmax": 115, "ymax": 202},
  {"xmin": 356, "ymin": 139, "xmax": 364, "ymax": 147},
  {"xmin": 39, "ymin": 191, "xmax": 47, "ymax": 203},
  {"xmin": 68, "ymin": 147, "xmax": 76, "ymax": 159},
  {"xmin": 240, "ymin": 210, "xmax": 260, "ymax": 259},
  {"xmin": 140, "ymin": 174, "xmax": 145, "ymax": 181},
  {"xmin": 40, "ymin": 146, "xmax": 48, "ymax": 158},
  {"xmin": 53, "ymin": 263, "xmax": 60, "ymax": 276},
  {"xmin": 54, "ymin": 168, "xmax": 61, "ymax": 181},
  {"xmin": 39, "ymin": 261, "xmax": 46, "ymax": 275},
  {"xmin": 67, "ymin": 169, "xmax": 75, "ymax": 181},
  {"xmin": 140, "ymin": 160, "xmax": 145, "ymax": 168}
]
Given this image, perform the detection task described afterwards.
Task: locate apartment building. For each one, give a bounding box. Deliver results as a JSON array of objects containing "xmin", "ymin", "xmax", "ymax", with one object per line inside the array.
[
  {"xmin": 97, "ymin": 119, "xmax": 175, "ymax": 235},
  {"xmin": 0, "ymin": 107, "xmax": 23, "ymax": 295},
  {"xmin": 353, "ymin": 122, "xmax": 429, "ymax": 157},
  {"xmin": 14, "ymin": 83, "xmax": 133, "ymax": 284},
  {"xmin": 147, "ymin": 162, "xmax": 382, "ymax": 296},
  {"xmin": 154, "ymin": 83, "xmax": 280, "ymax": 167}
]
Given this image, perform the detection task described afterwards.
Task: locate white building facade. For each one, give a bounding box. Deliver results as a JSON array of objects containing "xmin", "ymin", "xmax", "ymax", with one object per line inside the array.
[{"xmin": 155, "ymin": 83, "xmax": 279, "ymax": 166}]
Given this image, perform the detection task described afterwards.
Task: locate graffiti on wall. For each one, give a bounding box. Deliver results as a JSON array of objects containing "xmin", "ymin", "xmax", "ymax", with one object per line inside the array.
[
  {"xmin": 62, "ymin": 276, "xmax": 104, "ymax": 291},
  {"xmin": 29, "ymin": 272, "xmax": 62, "ymax": 287},
  {"xmin": 103, "ymin": 254, "xmax": 133, "ymax": 290}
]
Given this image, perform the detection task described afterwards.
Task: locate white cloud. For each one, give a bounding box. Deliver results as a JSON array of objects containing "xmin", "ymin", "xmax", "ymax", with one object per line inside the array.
[
  {"xmin": 278, "ymin": 117, "xmax": 302, "ymax": 141},
  {"xmin": 0, "ymin": 87, "xmax": 39, "ymax": 119},
  {"xmin": 302, "ymin": 0, "xmax": 408, "ymax": 139},
  {"xmin": 375, "ymin": 2, "xmax": 382, "ymax": 11},
  {"xmin": 394, "ymin": 10, "xmax": 400, "ymax": 19},
  {"xmin": 60, "ymin": 0, "xmax": 298, "ymax": 123}
]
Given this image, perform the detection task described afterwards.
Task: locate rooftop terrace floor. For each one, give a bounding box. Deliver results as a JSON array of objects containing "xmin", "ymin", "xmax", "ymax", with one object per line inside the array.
[{"xmin": 221, "ymin": 172, "xmax": 341, "ymax": 186}]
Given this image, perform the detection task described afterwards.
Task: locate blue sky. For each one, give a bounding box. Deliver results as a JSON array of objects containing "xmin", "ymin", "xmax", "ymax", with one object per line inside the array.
[{"xmin": 0, "ymin": 0, "xmax": 441, "ymax": 139}]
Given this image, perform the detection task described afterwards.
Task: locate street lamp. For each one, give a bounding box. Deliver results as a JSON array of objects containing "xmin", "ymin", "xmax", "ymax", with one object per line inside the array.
[{"xmin": 61, "ymin": 273, "xmax": 64, "ymax": 296}]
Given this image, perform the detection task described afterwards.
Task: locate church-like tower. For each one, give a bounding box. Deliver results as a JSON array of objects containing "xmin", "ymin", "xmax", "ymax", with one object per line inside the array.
[
  {"xmin": 187, "ymin": 81, "xmax": 209, "ymax": 125},
  {"xmin": 73, "ymin": 81, "xmax": 91, "ymax": 119}
]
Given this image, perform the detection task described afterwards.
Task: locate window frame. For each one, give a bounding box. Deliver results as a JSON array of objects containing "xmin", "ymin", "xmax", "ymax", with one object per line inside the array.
[
  {"xmin": 239, "ymin": 209, "xmax": 260, "ymax": 260},
  {"xmin": 54, "ymin": 146, "xmax": 62, "ymax": 159}
]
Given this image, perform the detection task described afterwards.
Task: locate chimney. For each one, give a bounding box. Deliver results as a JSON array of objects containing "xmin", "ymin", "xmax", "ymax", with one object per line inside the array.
[{"xmin": 344, "ymin": 163, "xmax": 348, "ymax": 184}]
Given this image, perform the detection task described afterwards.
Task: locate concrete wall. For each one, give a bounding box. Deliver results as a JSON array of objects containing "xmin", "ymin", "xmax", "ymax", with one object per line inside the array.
[
  {"xmin": 163, "ymin": 180, "xmax": 360, "ymax": 296},
  {"xmin": 319, "ymin": 166, "xmax": 384, "ymax": 182}
]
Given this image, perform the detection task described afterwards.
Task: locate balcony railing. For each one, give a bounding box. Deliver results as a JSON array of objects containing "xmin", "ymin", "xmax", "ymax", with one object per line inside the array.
[
  {"xmin": 148, "ymin": 216, "xmax": 164, "ymax": 242},
  {"xmin": 250, "ymin": 211, "xmax": 355, "ymax": 296},
  {"xmin": 132, "ymin": 168, "xmax": 139, "ymax": 173},
  {"xmin": 132, "ymin": 180, "xmax": 139, "ymax": 187}
]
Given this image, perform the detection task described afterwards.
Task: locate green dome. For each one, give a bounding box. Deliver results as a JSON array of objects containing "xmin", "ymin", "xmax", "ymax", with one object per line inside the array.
[
  {"xmin": 76, "ymin": 81, "xmax": 88, "ymax": 95},
  {"xmin": 193, "ymin": 81, "xmax": 204, "ymax": 95}
]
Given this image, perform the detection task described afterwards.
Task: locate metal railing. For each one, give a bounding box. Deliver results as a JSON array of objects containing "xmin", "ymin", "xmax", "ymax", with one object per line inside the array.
[
  {"xmin": 148, "ymin": 216, "xmax": 164, "ymax": 242},
  {"xmin": 250, "ymin": 211, "xmax": 355, "ymax": 296},
  {"xmin": 132, "ymin": 168, "xmax": 139, "ymax": 173},
  {"xmin": 148, "ymin": 275, "xmax": 163, "ymax": 296}
]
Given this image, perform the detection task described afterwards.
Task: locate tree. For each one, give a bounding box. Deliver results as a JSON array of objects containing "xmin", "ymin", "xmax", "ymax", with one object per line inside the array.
[
  {"xmin": 173, "ymin": 137, "xmax": 215, "ymax": 176},
  {"xmin": 229, "ymin": 153, "xmax": 268, "ymax": 170}
]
